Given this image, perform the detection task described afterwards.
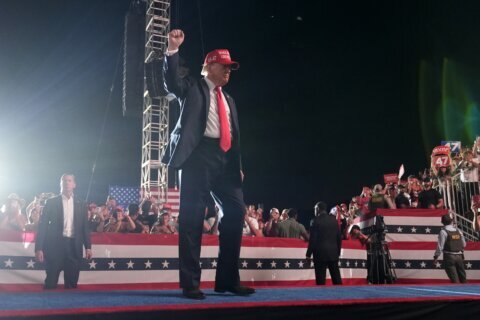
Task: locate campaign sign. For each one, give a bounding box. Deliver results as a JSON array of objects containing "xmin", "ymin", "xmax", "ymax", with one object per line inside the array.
[
  {"xmin": 441, "ymin": 141, "xmax": 461, "ymax": 153},
  {"xmin": 383, "ymin": 173, "xmax": 399, "ymax": 184},
  {"xmin": 432, "ymin": 145, "xmax": 451, "ymax": 156}
]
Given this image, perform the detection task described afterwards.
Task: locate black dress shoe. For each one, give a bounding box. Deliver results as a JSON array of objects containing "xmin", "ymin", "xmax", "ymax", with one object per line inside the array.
[
  {"xmin": 214, "ymin": 285, "xmax": 255, "ymax": 295},
  {"xmin": 182, "ymin": 288, "xmax": 206, "ymax": 300}
]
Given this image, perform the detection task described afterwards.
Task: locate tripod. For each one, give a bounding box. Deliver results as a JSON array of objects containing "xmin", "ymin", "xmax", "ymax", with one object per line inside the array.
[{"xmin": 366, "ymin": 233, "xmax": 396, "ymax": 284}]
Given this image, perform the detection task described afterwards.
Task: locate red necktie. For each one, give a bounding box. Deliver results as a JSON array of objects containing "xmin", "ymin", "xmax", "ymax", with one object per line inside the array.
[{"xmin": 215, "ymin": 87, "xmax": 231, "ymax": 152}]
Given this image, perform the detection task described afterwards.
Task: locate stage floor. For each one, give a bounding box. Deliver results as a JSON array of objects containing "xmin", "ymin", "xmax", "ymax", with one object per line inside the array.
[{"xmin": 2, "ymin": 284, "xmax": 480, "ymax": 319}]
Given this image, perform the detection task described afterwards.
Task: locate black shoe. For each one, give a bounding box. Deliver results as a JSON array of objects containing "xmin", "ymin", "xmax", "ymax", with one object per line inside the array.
[
  {"xmin": 214, "ymin": 285, "xmax": 255, "ymax": 295},
  {"xmin": 182, "ymin": 288, "xmax": 206, "ymax": 300}
]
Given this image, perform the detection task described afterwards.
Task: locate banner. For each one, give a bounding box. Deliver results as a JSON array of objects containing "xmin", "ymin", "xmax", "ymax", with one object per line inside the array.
[
  {"xmin": 383, "ymin": 173, "xmax": 398, "ymax": 184},
  {"xmin": 1, "ymin": 209, "xmax": 479, "ymax": 290}
]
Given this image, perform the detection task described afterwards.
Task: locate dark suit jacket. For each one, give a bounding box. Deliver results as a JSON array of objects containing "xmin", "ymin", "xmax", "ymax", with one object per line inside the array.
[
  {"xmin": 161, "ymin": 53, "xmax": 242, "ymax": 181},
  {"xmin": 35, "ymin": 195, "xmax": 91, "ymax": 259},
  {"xmin": 307, "ymin": 213, "xmax": 342, "ymax": 261}
]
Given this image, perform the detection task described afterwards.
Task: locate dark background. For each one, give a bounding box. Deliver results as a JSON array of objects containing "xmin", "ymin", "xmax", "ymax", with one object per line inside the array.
[{"xmin": 1, "ymin": 0, "xmax": 480, "ymax": 216}]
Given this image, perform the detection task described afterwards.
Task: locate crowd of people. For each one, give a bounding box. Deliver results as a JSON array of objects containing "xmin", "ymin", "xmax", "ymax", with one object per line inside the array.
[{"xmin": 2, "ymin": 140, "xmax": 480, "ymax": 239}]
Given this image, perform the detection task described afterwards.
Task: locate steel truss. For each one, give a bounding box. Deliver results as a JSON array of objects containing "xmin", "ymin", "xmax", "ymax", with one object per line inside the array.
[{"xmin": 141, "ymin": 0, "xmax": 171, "ymax": 201}]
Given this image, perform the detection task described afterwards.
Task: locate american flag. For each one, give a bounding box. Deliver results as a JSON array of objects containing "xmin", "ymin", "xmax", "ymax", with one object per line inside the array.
[
  {"xmin": 108, "ymin": 186, "xmax": 180, "ymax": 215},
  {"xmin": 108, "ymin": 186, "xmax": 140, "ymax": 207}
]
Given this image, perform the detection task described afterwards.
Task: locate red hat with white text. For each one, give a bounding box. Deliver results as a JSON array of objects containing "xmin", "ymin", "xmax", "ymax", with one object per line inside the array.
[{"xmin": 204, "ymin": 49, "xmax": 239, "ymax": 70}]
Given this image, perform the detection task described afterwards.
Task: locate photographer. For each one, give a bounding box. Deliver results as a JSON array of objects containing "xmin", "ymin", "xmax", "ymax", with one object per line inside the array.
[{"xmin": 350, "ymin": 217, "xmax": 394, "ymax": 284}]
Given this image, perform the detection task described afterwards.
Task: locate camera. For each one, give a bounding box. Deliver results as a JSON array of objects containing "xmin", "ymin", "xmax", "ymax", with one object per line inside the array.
[{"xmin": 362, "ymin": 215, "xmax": 386, "ymax": 236}]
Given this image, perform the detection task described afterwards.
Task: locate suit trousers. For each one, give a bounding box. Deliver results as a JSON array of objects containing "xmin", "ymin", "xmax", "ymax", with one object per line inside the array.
[
  {"xmin": 444, "ymin": 253, "xmax": 467, "ymax": 283},
  {"xmin": 44, "ymin": 237, "xmax": 81, "ymax": 289},
  {"xmin": 178, "ymin": 138, "xmax": 245, "ymax": 290},
  {"xmin": 313, "ymin": 256, "xmax": 342, "ymax": 285}
]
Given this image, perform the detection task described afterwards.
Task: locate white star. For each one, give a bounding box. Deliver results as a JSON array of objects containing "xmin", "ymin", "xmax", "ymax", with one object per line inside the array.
[
  {"xmin": 420, "ymin": 261, "xmax": 426, "ymax": 268},
  {"xmin": 127, "ymin": 260, "xmax": 135, "ymax": 269},
  {"xmin": 211, "ymin": 260, "xmax": 218, "ymax": 268},
  {"xmin": 145, "ymin": 260, "xmax": 152, "ymax": 269},
  {"xmin": 338, "ymin": 261, "xmax": 342, "ymax": 267},
  {"xmin": 346, "ymin": 261, "xmax": 350, "ymax": 267},
  {"xmin": 199, "ymin": 261, "xmax": 203, "ymax": 268},
  {"xmin": 354, "ymin": 261, "xmax": 358, "ymax": 267},
  {"xmin": 26, "ymin": 259, "xmax": 36, "ymax": 269},
  {"xmin": 466, "ymin": 262, "xmax": 473, "ymax": 269},
  {"xmin": 241, "ymin": 260, "xmax": 248, "ymax": 268},
  {"xmin": 161, "ymin": 260, "xmax": 169, "ymax": 269},
  {"xmin": 411, "ymin": 227, "xmax": 417, "ymax": 233},
  {"xmin": 270, "ymin": 261, "xmax": 277, "ymax": 268},
  {"xmin": 4, "ymin": 259, "xmax": 13, "ymax": 268},
  {"xmin": 284, "ymin": 261, "xmax": 290, "ymax": 268},
  {"xmin": 425, "ymin": 227, "xmax": 431, "ymax": 234},
  {"xmin": 391, "ymin": 261, "xmax": 396, "ymax": 267},
  {"xmin": 256, "ymin": 261, "xmax": 263, "ymax": 268},
  {"xmin": 435, "ymin": 261, "xmax": 442, "ymax": 268},
  {"xmin": 397, "ymin": 226, "xmax": 403, "ymax": 233},
  {"xmin": 89, "ymin": 260, "xmax": 97, "ymax": 269},
  {"xmin": 310, "ymin": 261, "xmax": 314, "ymax": 268},
  {"xmin": 298, "ymin": 261, "xmax": 304, "ymax": 268},
  {"xmin": 108, "ymin": 260, "xmax": 116, "ymax": 269},
  {"xmin": 362, "ymin": 261, "xmax": 366, "ymax": 267},
  {"xmin": 405, "ymin": 261, "xmax": 411, "ymax": 268}
]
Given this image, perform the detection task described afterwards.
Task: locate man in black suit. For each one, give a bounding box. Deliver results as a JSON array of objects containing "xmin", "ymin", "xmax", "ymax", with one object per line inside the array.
[
  {"xmin": 35, "ymin": 174, "xmax": 92, "ymax": 289},
  {"xmin": 306, "ymin": 202, "xmax": 342, "ymax": 285},
  {"xmin": 161, "ymin": 29, "xmax": 254, "ymax": 300}
]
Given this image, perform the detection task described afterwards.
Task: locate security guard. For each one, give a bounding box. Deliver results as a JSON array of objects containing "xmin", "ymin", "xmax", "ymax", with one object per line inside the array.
[{"xmin": 433, "ymin": 214, "xmax": 467, "ymax": 283}]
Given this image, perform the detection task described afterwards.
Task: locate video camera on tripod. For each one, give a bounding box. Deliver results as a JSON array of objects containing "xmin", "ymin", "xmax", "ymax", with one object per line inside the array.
[
  {"xmin": 362, "ymin": 215, "xmax": 396, "ymax": 284},
  {"xmin": 362, "ymin": 215, "xmax": 386, "ymax": 237}
]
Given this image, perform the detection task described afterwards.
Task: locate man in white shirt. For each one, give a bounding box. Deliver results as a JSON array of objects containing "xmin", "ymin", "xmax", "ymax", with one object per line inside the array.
[
  {"xmin": 161, "ymin": 29, "xmax": 254, "ymax": 299},
  {"xmin": 35, "ymin": 174, "xmax": 92, "ymax": 289}
]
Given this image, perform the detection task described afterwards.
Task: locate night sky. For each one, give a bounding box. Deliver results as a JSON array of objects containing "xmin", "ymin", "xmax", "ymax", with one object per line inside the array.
[{"xmin": 1, "ymin": 0, "xmax": 480, "ymax": 216}]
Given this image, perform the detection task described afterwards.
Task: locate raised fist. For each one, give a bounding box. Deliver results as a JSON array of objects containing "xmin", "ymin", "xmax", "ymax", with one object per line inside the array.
[{"xmin": 168, "ymin": 29, "xmax": 185, "ymax": 51}]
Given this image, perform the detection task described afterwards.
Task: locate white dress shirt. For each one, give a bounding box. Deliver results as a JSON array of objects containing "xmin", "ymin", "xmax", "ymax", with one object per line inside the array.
[
  {"xmin": 203, "ymin": 77, "xmax": 232, "ymax": 139},
  {"xmin": 62, "ymin": 194, "xmax": 75, "ymax": 238}
]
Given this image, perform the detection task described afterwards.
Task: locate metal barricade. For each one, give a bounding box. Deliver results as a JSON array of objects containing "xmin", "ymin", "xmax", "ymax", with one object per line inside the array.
[{"xmin": 435, "ymin": 174, "xmax": 479, "ymax": 241}]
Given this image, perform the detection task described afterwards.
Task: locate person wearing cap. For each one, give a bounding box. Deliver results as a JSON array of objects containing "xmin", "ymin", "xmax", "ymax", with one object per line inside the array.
[
  {"xmin": 433, "ymin": 214, "xmax": 467, "ymax": 283},
  {"xmin": 35, "ymin": 174, "xmax": 92, "ymax": 289},
  {"xmin": 161, "ymin": 29, "xmax": 253, "ymax": 300},
  {"xmin": 394, "ymin": 185, "xmax": 411, "ymax": 209},
  {"xmin": 418, "ymin": 178, "xmax": 444, "ymax": 209}
]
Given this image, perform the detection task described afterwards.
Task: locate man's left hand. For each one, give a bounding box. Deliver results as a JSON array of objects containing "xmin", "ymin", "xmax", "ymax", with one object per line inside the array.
[{"xmin": 85, "ymin": 249, "xmax": 93, "ymax": 260}]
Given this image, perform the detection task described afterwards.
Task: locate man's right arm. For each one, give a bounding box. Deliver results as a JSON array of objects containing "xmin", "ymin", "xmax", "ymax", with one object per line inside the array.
[{"xmin": 163, "ymin": 29, "xmax": 194, "ymax": 98}]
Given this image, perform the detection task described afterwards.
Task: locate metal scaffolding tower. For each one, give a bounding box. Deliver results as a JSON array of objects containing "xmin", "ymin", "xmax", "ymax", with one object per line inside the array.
[{"xmin": 141, "ymin": 0, "xmax": 171, "ymax": 201}]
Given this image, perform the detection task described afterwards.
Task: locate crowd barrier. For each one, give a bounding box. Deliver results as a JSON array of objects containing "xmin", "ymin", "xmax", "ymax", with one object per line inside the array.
[{"xmin": 1, "ymin": 209, "xmax": 479, "ymax": 290}]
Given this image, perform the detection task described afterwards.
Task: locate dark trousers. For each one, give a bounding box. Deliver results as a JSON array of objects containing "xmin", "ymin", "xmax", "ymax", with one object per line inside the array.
[
  {"xmin": 178, "ymin": 139, "xmax": 245, "ymax": 289},
  {"xmin": 313, "ymin": 256, "xmax": 342, "ymax": 285},
  {"xmin": 444, "ymin": 253, "xmax": 467, "ymax": 283},
  {"xmin": 44, "ymin": 237, "xmax": 81, "ymax": 289}
]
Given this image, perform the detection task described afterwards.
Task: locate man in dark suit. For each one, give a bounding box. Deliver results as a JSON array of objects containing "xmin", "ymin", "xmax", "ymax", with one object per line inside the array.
[
  {"xmin": 306, "ymin": 202, "xmax": 342, "ymax": 285},
  {"xmin": 35, "ymin": 174, "xmax": 92, "ymax": 289},
  {"xmin": 162, "ymin": 29, "xmax": 254, "ymax": 299}
]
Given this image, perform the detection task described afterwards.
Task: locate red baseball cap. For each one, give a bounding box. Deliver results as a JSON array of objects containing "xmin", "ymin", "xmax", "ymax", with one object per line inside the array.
[{"xmin": 204, "ymin": 49, "xmax": 239, "ymax": 70}]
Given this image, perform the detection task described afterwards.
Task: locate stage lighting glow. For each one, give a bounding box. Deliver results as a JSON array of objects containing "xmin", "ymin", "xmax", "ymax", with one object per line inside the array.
[{"xmin": 419, "ymin": 58, "xmax": 480, "ymax": 155}]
